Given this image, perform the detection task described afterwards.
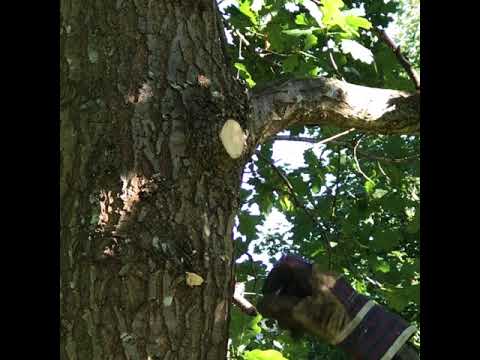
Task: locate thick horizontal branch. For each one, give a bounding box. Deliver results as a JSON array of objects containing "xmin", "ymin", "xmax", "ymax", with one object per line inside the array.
[{"xmin": 249, "ymin": 78, "xmax": 419, "ymax": 144}]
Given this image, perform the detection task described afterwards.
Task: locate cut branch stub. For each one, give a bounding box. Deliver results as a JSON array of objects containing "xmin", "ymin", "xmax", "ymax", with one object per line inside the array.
[{"xmin": 219, "ymin": 119, "xmax": 248, "ymax": 159}]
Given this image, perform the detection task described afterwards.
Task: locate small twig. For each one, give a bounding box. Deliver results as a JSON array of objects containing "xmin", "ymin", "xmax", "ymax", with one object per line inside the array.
[
  {"xmin": 273, "ymin": 135, "xmax": 317, "ymax": 143},
  {"xmin": 377, "ymin": 161, "xmax": 390, "ymax": 180},
  {"xmin": 256, "ymin": 152, "xmax": 300, "ymax": 207},
  {"xmin": 355, "ymin": 151, "xmax": 418, "ymax": 164},
  {"xmin": 235, "ymin": 29, "xmax": 251, "ymax": 46},
  {"xmin": 273, "ymin": 128, "xmax": 355, "ymax": 146},
  {"xmin": 256, "ymin": 152, "xmax": 333, "ymax": 257},
  {"xmin": 236, "ymin": 36, "xmax": 243, "ymax": 79},
  {"xmin": 353, "ymin": 135, "xmax": 375, "ymax": 184},
  {"xmin": 328, "ymin": 50, "xmax": 345, "ymax": 81},
  {"xmin": 317, "ymin": 128, "xmax": 356, "ymax": 145},
  {"xmin": 374, "ymin": 28, "xmax": 420, "ymax": 90}
]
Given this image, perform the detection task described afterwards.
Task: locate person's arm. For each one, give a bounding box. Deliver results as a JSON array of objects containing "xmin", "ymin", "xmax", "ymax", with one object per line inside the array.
[{"xmin": 257, "ymin": 256, "xmax": 419, "ymax": 360}]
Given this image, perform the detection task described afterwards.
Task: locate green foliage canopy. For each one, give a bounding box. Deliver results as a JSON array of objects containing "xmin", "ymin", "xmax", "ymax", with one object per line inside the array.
[{"xmin": 222, "ymin": 0, "xmax": 420, "ymax": 358}]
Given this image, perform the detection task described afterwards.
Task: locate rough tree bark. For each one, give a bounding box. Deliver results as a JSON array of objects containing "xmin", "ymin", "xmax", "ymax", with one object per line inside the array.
[{"xmin": 60, "ymin": 1, "xmax": 420, "ymax": 359}]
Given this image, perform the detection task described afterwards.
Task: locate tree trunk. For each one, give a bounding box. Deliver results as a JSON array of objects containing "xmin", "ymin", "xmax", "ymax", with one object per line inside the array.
[{"xmin": 61, "ymin": 1, "xmax": 249, "ymax": 359}]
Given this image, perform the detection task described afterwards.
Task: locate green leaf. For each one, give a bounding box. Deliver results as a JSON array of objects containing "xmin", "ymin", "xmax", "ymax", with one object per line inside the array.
[
  {"xmin": 258, "ymin": 194, "xmax": 273, "ymax": 215},
  {"xmin": 322, "ymin": 0, "xmax": 344, "ymax": 9},
  {"xmin": 244, "ymin": 349, "xmax": 289, "ymax": 360},
  {"xmin": 382, "ymin": 287, "xmax": 410, "ymax": 312},
  {"xmin": 345, "ymin": 15, "xmax": 372, "ymax": 30},
  {"xmin": 341, "ymin": 219, "xmax": 354, "ymax": 236},
  {"xmin": 384, "ymin": 164, "xmax": 402, "ymax": 186},
  {"xmin": 279, "ymin": 195, "xmax": 294, "ymax": 212},
  {"xmin": 351, "ymin": 278, "xmax": 367, "ymax": 293},
  {"xmin": 364, "ymin": 180, "xmax": 375, "ymax": 194},
  {"xmin": 234, "ymin": 239, "xmax": 249, "ymax": 260},
  {"xmin": 373, "ymin": 229, "xmax": 402, "ymax": 252},
  {"xmin": 304, "ymin": 33, "xmax": 318, "ymax": 50},
  {"xmin": 238, "ymin": 213, "xmax": 262, "ymax": 241},
  {"xmin": 332, "ymin": 52, "xmax": 347, "ymax": 65},
  {"xmin": 246, "ymin": 78, "xmax": 256, "ymax": 88},
  {"xmin": 282, "ymin": 55, "xmax": 300, "ymax": 73},
  {"xmin": 240, "ymin": 188, "xmax": 252, "ymax": 202},
  {"xmin": 234, "ymin": 62, "xmax": 248, "ymax": 73},
  {"xmin": 292, "ymin": 212, "xmax": 313, "ymax": 241},
  {"xmin": 265, "ymin": 23, "xmax": 287, "ymax": 52},
  {"xmin": 239, "ymin": 0, "xmax": 258, "ymax": 26},
  {"xmin": 382, "ymin": 195, "xmax": 404, "ymax": 214},
  {"xmin": 247, "ymin": 313, "xmax": 263, "ymax": 335},
  {"xmin": 372, "ymin": 188, "xmax": 388, "ymax": 199},
  {"xmin": 295, "ymin": 60, "xmax": 320, "ymax": 77},
  {"xmin": 311, "ymin": 183, "xmax": 321, "ymax": 194},
  {"xmin": 295, "ymin": 13, "xmax": 308, "ymax": 25},
  {"xmin": 234, "ymin": 63, "xmax": 256, "ymax": 88},
  {"xmin": 375, "ymin": 260, "xmax": 391, "ymax": 273},
  {"xmin": 321, "ymin": 0, "xmax": 347, "ymax": 30},
  {"xmin": 404, "ymin": 283, "xmax": 420, "ymax": 305}
]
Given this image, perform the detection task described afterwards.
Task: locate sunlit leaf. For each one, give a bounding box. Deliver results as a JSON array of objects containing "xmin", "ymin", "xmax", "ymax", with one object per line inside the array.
[
  {"xmin": 295, "ymin": 13, "xmax": 308, "ymax": 25},
  {"xmin": 244, "ymin": 349, "xmax": 289, "ymax": 360},
  {"xmin": 375, "ymin": 260, "xmax": 391, "ymax": 273},
  {"xmin": 279, "ymin": 195, "xmax": 294, "ymax": 212},
  {"xmin": 234, "ymin": 63, "xmax": 256, "ymax": 87},
  {"xmin": 345, "ymin": 15, "xmax": 372, "ymax": 30},
  {"xmin": 364, "ymin": 180, "xmax": 375, "ymax": 194},
  {"xmin": 239, "ymin": 0, "xmax": 258, "ymax": 26}
]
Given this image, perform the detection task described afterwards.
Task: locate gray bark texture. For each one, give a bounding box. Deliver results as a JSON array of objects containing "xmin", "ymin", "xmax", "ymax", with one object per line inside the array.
[{"xmin": 60, "ymin": 1, "xmax": 420, "ymax": 359}]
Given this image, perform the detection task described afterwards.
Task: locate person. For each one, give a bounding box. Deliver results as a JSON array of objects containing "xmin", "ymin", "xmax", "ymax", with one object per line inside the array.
[{"xmin": 257, "ymin": 255, "xmax": 419, "ymax": 360}]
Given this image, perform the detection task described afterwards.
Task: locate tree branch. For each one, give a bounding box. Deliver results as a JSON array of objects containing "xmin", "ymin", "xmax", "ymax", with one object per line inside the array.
[
  {"xmin": 375, "ymin": 28, "xmax": 420, "ymax": 90},
  {"xmin": 353, "ymin": 135, "xmax": 375, "ymax": 184},
  {"xmin": 233, "ymin": 283, "xmax": 258, "ymax": 316},
  {"xmin": 249, "ymin": 77, "xmax": 419, "ymax": 144},
  {"xmin": 274, "ymin": 128, "xmax": 355, "ymax": 146},
  {"xmin": 273, "ymin": 135, "xmax": 318, "ymax": 143}
]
